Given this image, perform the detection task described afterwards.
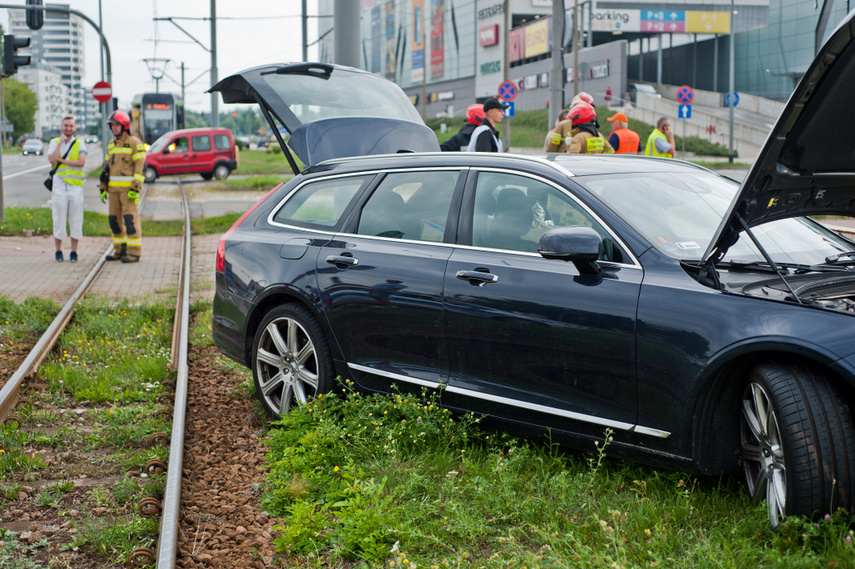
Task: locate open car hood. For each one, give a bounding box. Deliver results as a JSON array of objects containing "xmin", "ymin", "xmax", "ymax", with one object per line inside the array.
[
  {"xmin": 704, "ymin": 10, "xmax": 855, "ymax": 264},
  {"xmin": 209, "ymin": 62, "xmax": 439, "ymax": 169}
]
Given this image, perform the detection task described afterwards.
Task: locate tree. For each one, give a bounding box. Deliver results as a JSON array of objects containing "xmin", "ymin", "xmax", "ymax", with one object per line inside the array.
[{"xmin": 3, "ymin": 78, "xmax": 38, "ymax": 140}]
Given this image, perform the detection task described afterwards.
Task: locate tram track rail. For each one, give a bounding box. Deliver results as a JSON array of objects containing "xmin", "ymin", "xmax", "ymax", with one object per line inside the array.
[{"xmin": 0, "ymin": 181, "xmax": 194, "ymax": 568}]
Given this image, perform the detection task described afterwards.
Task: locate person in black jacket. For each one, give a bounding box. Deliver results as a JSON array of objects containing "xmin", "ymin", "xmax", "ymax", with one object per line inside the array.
[{"xmin": 440, "ymin": 104, "xmax": 485, "ymax": 151}]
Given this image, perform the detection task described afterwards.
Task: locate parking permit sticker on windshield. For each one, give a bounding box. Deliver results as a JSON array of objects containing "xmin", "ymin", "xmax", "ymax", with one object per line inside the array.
[{"xmin": 676, "ymin": 242, "xmax": 700, "ymax": 250}]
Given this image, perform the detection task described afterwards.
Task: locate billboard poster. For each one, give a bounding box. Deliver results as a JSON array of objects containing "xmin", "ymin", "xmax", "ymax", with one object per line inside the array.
[
  {"xmin": 385, "ymin": 1, "xmax": 396, "ymax": 79},
  {"xmin": 412, "ymin": 0, "xmax": 425, "ymax": 82},
  {"xmin": 371, "ymin": 5, "xmax": 382, "ymax": 73},
  {"xmin": 430, "ymin": 0, "xmax": 445, "ymax": 79}
]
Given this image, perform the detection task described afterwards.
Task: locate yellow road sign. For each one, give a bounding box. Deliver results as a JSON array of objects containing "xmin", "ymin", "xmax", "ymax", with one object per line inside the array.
[{"xmin": 687, "ymin": 11, "xmax": 731, "ymax": 34}]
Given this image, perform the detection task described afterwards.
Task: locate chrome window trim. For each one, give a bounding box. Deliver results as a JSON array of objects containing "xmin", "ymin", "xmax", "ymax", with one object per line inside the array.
[
  {"xmin": 265, "ymin": 165, "xmax": 640, "ymax": 268},
  {"xmin": 348, "ymin": 363, "xmax": 671, "ymax": 439},
  {"xmin": 266, "ymin": 171, "xmax": 378, "ymax": 229}
]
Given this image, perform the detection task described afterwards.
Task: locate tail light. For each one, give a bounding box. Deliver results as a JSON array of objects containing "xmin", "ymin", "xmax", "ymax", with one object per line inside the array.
[{"xmin": 215, "ymin": 185, "xmax": 280, "ymax": 274}]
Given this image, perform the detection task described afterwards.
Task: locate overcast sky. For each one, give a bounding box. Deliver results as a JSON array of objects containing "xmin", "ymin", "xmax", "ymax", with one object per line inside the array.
[{"xmin": 3, "ymin": 0, "xmax": 321, "ymax": 114}]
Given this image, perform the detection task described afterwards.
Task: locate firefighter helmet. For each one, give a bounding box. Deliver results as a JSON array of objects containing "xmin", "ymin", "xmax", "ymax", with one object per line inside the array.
[
  {"xmin": 570, "ymin": 92, "xmax": 595, "ymax": 107},
  {"xmin": 107, "ymin": 110, "xmax": 131, "ymax": 131},
  {"xmin": 465, "ymin": 104, "xmax": 485, "ymax": 125},
  {"xmin": 569, "ymin": 102, "xmax": 596, "ymax": 127}
]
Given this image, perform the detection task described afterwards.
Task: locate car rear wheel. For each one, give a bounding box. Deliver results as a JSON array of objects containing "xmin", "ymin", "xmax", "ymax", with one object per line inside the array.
[
  {"xmin": 213, "ymin": 163, "xmax": 231, "ymax": 180},
  {"xmin": 144, "ymin": 166, "xmax": 158, "ymax": 183},
  {"xmin": 740, "ymin": 363, "xmax": 855, "ymax": 527},
  {"xmin": 251, "ymin": 304, "xmax": 334, "ymax": 418}
]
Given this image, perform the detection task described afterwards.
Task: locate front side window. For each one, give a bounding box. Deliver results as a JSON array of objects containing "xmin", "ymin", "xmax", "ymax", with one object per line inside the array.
[
  {"xmin": 356, "ymin": 170, "xmax": 459, "ymax": 242},
  {"xmin": 473, "ymin": 171, "xmax": 625, "ymax": 261},
  {"xmin": 168, "ymin": 137, "xmax": 189, "ymax": 154},
  {"xmin": 272, "ymin": 175, "xmax": 372, "ymax": 229},
  {"xmin": 191, "ymin": 135, "xmax": 211, "ymax": 152}
]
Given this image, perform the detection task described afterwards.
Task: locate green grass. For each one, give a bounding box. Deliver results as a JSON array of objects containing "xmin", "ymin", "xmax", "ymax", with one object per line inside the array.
[
  {"xmin": 0, "ymin": 297, "xmax": 175, "ymax": 566},
  {"xmin": 0, "ymin": 206, "xmax": 241, "ymax": 237},
  {"xmin": 262, "ymin": 382, "xmax": 855, "ymax": 567}
]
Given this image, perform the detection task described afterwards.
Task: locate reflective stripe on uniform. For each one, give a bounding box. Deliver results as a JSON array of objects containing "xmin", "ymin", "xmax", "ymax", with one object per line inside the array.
[
  {"xmin": 126, "ymin": 238, "xmax": 142, "ymax": 246},
  {"xmin": 109, "ymin": 147, "xmax": 132, "ymax": 155},
  {"xmin": 132, "ymin": 152, "xmax": 146, "ymax": 161},
  {"xmin": 586, "ymin": 137, "xmax": 604, "ymax": 153},
  {"xmin": 112, "ymin": 236, "xmax": 127, "ymax": 244},
  {"xmin": 133, "ymin": 174, "xmax": 146, "ymax": 182}
]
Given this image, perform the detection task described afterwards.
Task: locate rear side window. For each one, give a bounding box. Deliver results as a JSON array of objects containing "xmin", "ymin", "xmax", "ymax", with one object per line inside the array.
[
  {"xmin": 357, "ymin": 171, "xmax": 459, "ymax": 242},
  {"xmin": 271, "ymin": 175, "xmax": 372, "ymax": 229},
  {"xmin": 214, "ymin": 134, "xmax": 231, "ymax": 150},
  {"xmin": 191, "ymin": 135, "xmax": 211, "ymax": 152}
]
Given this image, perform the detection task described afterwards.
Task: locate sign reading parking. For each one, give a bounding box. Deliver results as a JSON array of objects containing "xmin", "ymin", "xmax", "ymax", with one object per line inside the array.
[
  {"xmin": 724, "ymin": 91, "xmax": 740, "ymax": 107},
  {"xmin": 498, "ymin": 80, "xmax": 517, "ymax": 102},
  {"xmin": 676, "ymin": 85, "xmax": 694, "ymax": 104}
]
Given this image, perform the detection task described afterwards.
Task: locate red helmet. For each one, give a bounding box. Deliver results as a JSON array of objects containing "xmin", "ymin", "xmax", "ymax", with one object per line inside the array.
[
  {"xmin": 107, "ymin": 110, "xmax": 131, "ymax": 131},
  {"xmin": 465, "ymin": 103, "xmax": 485, "ymax": 125},
  {"xmin": 570, "ymin": 92, "xmax": 595, "ymax": 107},
  {"xmin": 569, "ymin": 102, "xmax": 596, "ymax": 127}
]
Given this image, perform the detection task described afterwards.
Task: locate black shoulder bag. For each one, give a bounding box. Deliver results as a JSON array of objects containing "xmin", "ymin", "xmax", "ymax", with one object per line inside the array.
[{"xmin": 44, "ymin": 140, "xmax": 77, "ymax": 192}]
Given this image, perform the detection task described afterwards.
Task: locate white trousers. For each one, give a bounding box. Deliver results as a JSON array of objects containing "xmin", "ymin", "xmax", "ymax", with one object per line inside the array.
[{"xmin": 51, "ymin": 181, "xmax": 84, "ymax": 240}]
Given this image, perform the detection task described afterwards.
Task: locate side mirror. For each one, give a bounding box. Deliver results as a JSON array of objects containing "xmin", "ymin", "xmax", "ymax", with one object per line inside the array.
[{"xmin": 538, "ymin": 226, "xmax": 602, "ymax": 275}]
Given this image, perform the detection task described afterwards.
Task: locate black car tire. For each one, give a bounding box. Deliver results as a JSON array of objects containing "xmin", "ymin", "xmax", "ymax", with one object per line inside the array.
[
  {"xmin": 213, "ymin": 164, "xmax": 231, "ymax": 180},
  {"xmin": 144, "ymin": 166, "xmax": 158, "ymax": 183},
  {"xmin": 251, "ymin": 304, "xmax": 334, "ymax": 418},
  {"xmin": 740, "ymin": 362, "xmax": 855, "ymax": 527},
  {"xmin": 200, "ymin": 172, "xmax": 214, "ymax": 181}
]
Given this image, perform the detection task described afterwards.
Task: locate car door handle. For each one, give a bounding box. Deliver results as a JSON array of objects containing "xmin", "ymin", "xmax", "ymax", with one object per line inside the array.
[
  {"xmin": 326, "ymin": 254, "xmax": 359, "ymax": 267},
  {"xmin": 455, "ymin": 270, "xmax": 498, "ymax": 285}
]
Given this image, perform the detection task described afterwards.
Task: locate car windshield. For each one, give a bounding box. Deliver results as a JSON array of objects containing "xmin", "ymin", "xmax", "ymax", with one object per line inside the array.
[
  {"xmin": 578, "ymin": 171, "xmax": 854, "ymax": 264},
  {"xmin": 148, "ymin": 134, "xmax": 171, "ymax": 153},
  {"xmin": 24, "ymin": 140, "xmax": 41, "ymax": 148},
  {"xmin": 259, "ymin": 67, "xmax": 423, "ymax": 124}
]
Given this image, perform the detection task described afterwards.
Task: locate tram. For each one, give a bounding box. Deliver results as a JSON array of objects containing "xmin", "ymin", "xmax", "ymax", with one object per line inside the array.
[{"xmin": 130, "ymin": 93, "xmax": 185, "ymax": 146}]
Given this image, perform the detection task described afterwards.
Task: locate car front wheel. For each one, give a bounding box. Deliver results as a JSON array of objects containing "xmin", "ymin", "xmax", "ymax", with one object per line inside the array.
[
  {"xmin": 740, "ymin": 363, "xmax": 855, "ymax": 527},
  {"xmin": 251, "ymin": 304, "xmax": 334, "ymax": 418},
  {"xmin": 213, "ymin": 163, "xmax": 231, "ymax": 180},
  {"xmin": 144, "ymin": 166, "xmax": 158, "ymax": 183}
]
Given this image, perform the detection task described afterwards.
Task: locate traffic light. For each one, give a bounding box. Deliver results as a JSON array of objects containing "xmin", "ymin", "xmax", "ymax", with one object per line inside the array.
[
  {"xmin": 26, "ymin": 0, "xmax": 44, "ymax": 30},
  {"xmin": 3, "ymin": 35, "xmax": 31, "ymax": 77}
]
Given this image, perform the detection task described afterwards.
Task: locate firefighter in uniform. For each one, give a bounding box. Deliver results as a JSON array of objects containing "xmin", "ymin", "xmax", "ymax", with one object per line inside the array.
[
  {"xmin": 564, "ymin": 103, "xmax": 615, "ymax": 154},
  {"xmin": 545, "ymin": 92, "xmax": 596, "ymax": 153},
  {"xmin": 99, "ymin": 110, "xmax": 146, "ymax": 263}
]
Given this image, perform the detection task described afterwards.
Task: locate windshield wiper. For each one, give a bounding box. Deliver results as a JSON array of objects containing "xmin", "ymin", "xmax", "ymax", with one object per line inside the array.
[
  {"xmin": 825, "ymin": 251, "xmax": 855, "ymax": 265},
  {"xmin": 723, "ymin": 261, "xmax": 849, "ymax": 274}
]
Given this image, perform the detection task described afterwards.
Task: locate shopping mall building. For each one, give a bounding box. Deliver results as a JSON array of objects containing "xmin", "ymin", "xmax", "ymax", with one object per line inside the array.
[{"xmin": 317, "ymin": 0, "xmax": 852, "ymax": 119}]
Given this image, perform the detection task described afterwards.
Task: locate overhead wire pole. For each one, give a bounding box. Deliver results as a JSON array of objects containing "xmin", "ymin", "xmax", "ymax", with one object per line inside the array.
[
  {"xmin": 728, "ymin": 0, "xmax": 735, "ymax": 163},
  {"xmin": 0, "ymin": 2, "xmax": 113, "ymax": 224},
  {"xmin": 210, "ymin": 0, "xmax": 218, "ymax": 127},
  {"xmin": 502, "ymin": 0, "xmax": 509, "ymax": 147},
  {"xmin": 549, "ymin": 0, "xmax": 565, "ymax": 129},
  {"xmin": 302, "ymin": 0, "xmax": 308, "ymax": 61}
]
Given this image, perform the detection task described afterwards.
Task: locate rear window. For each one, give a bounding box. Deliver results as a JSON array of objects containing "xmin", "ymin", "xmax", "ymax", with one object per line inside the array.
[
  {"xmin": 192, "ymin": 135, "xmax": 211, "ymax": 152},
  {"xmin": 214, "ymin": 134, "xmax": 231, "ymax": 150},
  {"xmin": 271, "ymin": 175, "xmax": 373, "ymax": 230}
]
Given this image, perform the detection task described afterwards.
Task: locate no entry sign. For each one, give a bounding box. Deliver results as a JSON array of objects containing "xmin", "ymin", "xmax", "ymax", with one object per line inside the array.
[{"xmin": 92, "ymin": 81, "xmax": 112, "ymax": 103}]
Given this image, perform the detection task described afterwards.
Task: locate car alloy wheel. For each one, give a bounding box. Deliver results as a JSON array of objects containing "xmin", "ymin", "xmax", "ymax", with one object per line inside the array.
[
  {"xmin": 251, "ymin": 304, "xmax": 333, "ymax": 418},
  {"xmin": 740, "ymin": 363, "xmax": 855, "ymax": 527},
  {"xmin": 213, "ymin": 164, "xmax": 230, "ymax": 180},
  {"xmin": 144, "ymin": 166, "xmax": 158, "ymax": 183}
]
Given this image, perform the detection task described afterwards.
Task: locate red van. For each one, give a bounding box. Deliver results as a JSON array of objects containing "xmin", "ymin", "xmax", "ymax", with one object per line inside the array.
[{"xmin": 144, "ymin": 127, "xmax": 239, "ymax": 182}]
